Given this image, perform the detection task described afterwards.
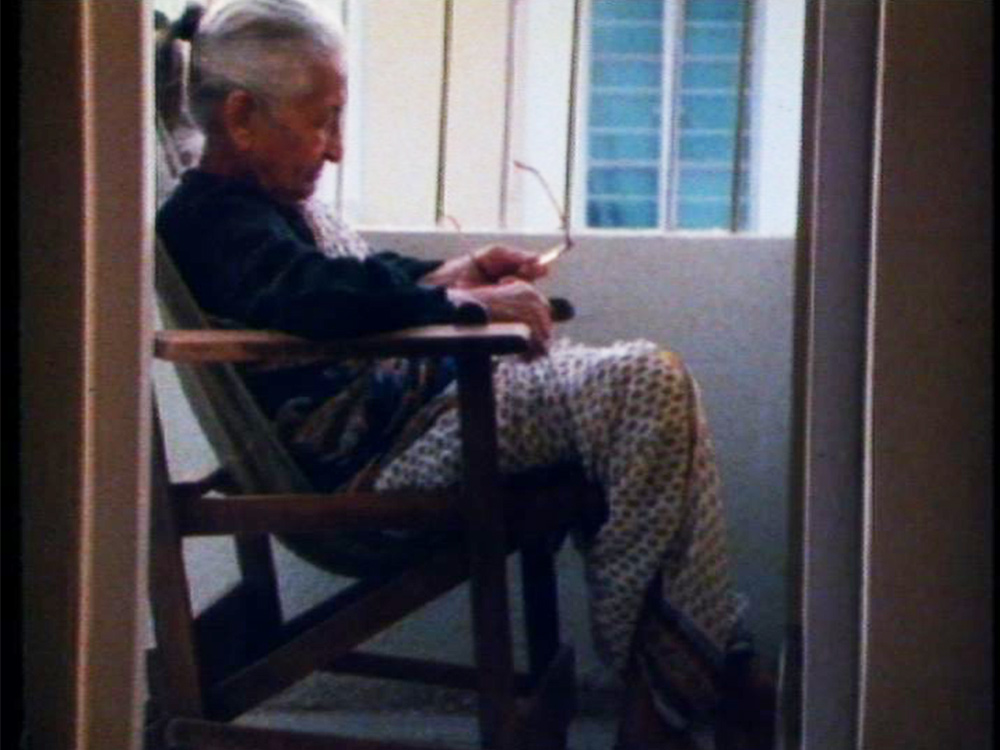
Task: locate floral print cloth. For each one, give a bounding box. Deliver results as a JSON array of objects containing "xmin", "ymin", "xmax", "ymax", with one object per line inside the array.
[{"xmin": 284, "ymin": 199, "xmax": 752, "ymax": 729}]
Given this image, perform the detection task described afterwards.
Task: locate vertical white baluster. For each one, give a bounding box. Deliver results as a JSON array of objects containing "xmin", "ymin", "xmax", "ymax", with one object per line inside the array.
[
  {"xmin": 499, "ymin": 0, "xmax": 522, "ymax": 229},
  {"xmin": 435, "ymin": 0, "xmax": 455, "ymax": 225},
  {"xmin": 563, "ymin": 0, "xmax": 584, "ymax": 230}
]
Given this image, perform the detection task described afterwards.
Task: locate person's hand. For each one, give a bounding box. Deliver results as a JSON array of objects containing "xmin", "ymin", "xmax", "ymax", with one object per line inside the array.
[
  {"xmin": 425, "ymin": 244, "xmax": 549, "ymax": 289},
  {"xmin": 450, "ymin": 277, "xmax": 553, "ymax": 358},
  {"xmin": 462, "ymin": 244, "xmax": 549, "ymax": 287}
]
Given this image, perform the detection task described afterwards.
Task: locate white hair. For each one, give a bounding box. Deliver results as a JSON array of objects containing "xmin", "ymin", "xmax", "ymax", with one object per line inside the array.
[{"xmin": 187, "ymin": 0, "xmax": 345, "ymax": 132}]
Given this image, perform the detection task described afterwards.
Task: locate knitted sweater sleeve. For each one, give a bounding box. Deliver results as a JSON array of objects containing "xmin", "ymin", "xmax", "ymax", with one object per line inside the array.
[{"xmin": 156, "ymin": 178, "xmax": 475, "ymax": 339}]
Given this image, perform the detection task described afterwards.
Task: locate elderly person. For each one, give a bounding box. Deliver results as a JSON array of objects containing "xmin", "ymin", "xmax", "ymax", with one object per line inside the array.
[{"xmin": 156, "ymin": 1, "xmax": 773, "ymax": 748}]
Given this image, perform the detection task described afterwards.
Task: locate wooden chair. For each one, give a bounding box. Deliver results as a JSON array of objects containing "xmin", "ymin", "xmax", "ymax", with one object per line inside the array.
[{"xmin": 146, "ymin": 21, "xmax": 603, "ymax": 750}]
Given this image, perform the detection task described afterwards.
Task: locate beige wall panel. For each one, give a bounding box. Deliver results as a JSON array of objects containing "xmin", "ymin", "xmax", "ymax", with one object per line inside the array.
[
  {"xmin": 508, "ymin": 0, "xmax": 576, "ymax": 231},
  {"xmin": 358, "ymin": 0, "xmax": 445, "ymax": 227},
  {"xmin": 443, "ymin": 0, "xmax": 509, "ymax": 229}
]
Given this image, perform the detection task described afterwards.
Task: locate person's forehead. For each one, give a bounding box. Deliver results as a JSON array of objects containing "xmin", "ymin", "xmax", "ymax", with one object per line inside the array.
[
  {"xmin": 321, "ymin": 52, "xmax": 347, "ymax": 85},
  {"xmin": 300, "ymin": 53, "xmax": 347, "ymax": 103}
]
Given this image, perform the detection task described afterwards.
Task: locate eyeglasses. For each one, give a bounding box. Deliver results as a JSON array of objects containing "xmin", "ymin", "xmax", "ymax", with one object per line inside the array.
[
  {"xmin": 513, "ymin": 159, "xmax": 574, "ymax": 266},
  {"xmin": 439, "ymin": 160, "xmax": 575, "ymax": 267}
]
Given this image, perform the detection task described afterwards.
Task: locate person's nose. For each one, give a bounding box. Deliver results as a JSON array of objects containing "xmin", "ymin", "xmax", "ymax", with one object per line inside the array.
[{"xmin": 324, "ymin": 128, "xmax": 343, "ymax": 163}]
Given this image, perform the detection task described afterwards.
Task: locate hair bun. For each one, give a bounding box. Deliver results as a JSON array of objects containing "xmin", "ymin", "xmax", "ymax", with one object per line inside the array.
[{"xmin": 173, "ymin": 3, "xmax": 206, "ymax": 42}]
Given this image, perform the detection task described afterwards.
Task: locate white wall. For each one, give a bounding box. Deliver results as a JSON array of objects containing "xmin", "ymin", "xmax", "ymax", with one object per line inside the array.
[
  {"xmin": 752, "ymin": 0, "xmax": 807, "ymax": 234},
  {"xmin": 353, "ymin": 0, "xmax": 445, "ymax": 226}
]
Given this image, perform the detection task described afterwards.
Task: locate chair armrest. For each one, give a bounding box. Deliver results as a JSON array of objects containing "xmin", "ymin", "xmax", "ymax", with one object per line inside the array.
[
  {"xmin": 154, "ymin": 322, "xmax": 533, "ymax": 363},
  {"xmin": 175, "ymin": 490, "xmax": 464, "ymax": 535}
]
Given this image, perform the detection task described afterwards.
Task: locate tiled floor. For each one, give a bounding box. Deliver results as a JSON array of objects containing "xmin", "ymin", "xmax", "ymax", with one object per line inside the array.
[
  {"xmin": 238, "ymin": 671, "xmax": 617, "ymax": 747},
  {"xmin": 240, "ymin": 709, "xmax": 619, "ymax": 749},
  {"xmin": 235, "ymin": 672, "xmax": 717, "ymax": 749}
]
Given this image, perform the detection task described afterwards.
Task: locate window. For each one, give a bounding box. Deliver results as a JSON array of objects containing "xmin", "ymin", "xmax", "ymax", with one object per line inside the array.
[{"xmin": 586, "ymin": 0, "xmax": 754, "ymax": 230}]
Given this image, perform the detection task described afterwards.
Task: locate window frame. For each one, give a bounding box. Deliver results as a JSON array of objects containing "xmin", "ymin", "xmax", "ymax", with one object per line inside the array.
[{"xmin": 579, "ymin": 0, "xmax": 756, "ymax": 233}]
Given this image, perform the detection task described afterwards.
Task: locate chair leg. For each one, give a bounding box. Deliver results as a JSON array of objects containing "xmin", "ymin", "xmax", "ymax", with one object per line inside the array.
[
  {"xmin": 455, "ymin": 354, "xmax": 519, "ymax": 748},
  {"xmin": 521, "ymin": 542, "xmax": 561, "ymax": 680},
  {"xmin": 233, "ymin": 534, "xmax": 283, "ymax": 655},
  {"xmin": 465, "ymin": 513, "xmax": 520, "ymax": 749},
  {"xmin": 517, "ymin": 646, "xmax": 576, "ymax": 750},
  {"xmin": 148, "ymin": 405, "xmax": 206, "ymax": 718},
  {"xmin": 144, "ymin": 648, "xmax": 169, "ymax": 750}
]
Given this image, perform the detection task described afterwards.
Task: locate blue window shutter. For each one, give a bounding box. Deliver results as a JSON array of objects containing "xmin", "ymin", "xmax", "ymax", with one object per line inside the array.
[
  {"xmin": 585, "ymin": 0, "xmax": 753, "ymax": 231},
  {"xmin": 675, "ymin": 0, "xmax": 753, "ymax": 230},
  {"xmin": 586, "ymin": 0, "xmax": 664, "ymax": 228}
]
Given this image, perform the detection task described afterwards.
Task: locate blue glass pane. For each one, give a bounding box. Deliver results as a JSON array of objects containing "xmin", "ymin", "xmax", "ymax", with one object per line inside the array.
[
  {"xmin": 677, "ymin": 200, "xmax": 731, "ymax": 229},
  {"xmin": 686, "ymin": 0, "xmax": 745, "ymax": 22},
  {"xmin": 589, "ymin": 93, "xmax": 661, "ymax": 128},
  {"xmin": 590, "ymin": 133, "xmax": 661, "ymax": 160},
  {"xmin": 684, "ymin": 25, "xmax": 743, "ymax": 55},
  {"xmin": 679, "ymin": 133, "xmax": 736, "ymax": 161},
  {"xmin": 678, "ymin": 167, "xmax": 733, "ymax": 197},
  {"xmin": 591, "ymin": 60, "xmax": 663, "ymax": 87},
  {"xmin": 679, "ymin": 93, "xmax": 738, "ymax": 129},
  {"xmin": 588, "ymin": 167, "xmax": 659, "ymax": 196},
  {"xmin": 680, "ymin": 60, "xmax": 739, "ymax": 88},
  {"xmin": 592, "ymin": 25, "xmax": 663, "ymax": 55},
  {"xmin": 587, "ymin": 199, "xmax": 658, "ymax": 228},
  {"xmin": 592, "ymin": 0, "xmax": 663, "ymax": 22}
]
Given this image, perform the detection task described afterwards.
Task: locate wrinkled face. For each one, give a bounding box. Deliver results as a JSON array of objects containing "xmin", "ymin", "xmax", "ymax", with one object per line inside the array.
[{"xmin": 243, "ymin": 54, "xmax": 346, "ymax": 203}]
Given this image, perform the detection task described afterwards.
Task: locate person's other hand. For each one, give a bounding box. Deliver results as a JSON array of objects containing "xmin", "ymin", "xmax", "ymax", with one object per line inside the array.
[{"xmin": 458, "ymin": 277, "xmax": 553, "ymax": 358}]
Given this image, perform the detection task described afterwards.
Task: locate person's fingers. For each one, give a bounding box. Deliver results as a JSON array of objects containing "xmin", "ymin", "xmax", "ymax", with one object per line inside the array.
[
  {"xmin": 507, "ymin": 282, "xmax": 549, "ymax": 355},
  {"xmin": 521, "ymin": 331, "xmax": 547, "ymax": 361},
  {"xmin": 481, "ymin": 244, "xmax": 542, "ymax": 271},
  {"xmin": 538, "ymin": 308, "xmax": 554, "ymax": 347},
  {"xmin": 528, "ymin": 302, "xmax": 553, "ymax": 356},
  {"xmin": 525, "ymin": 323, "xmax": 551, "ymax": 359},
  {"xmin": 475, "ymin": 279, "xmax": 552, "ymax": 358},
  {"xmin": 517, "ymin": 260, "xmax": 549, "ymax": 280}
]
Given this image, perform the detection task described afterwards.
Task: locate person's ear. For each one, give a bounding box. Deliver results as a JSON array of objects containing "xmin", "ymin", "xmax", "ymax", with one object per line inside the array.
[{"xmin": 221, "ymin": 90, "xmax": 259, "ymax": 151}]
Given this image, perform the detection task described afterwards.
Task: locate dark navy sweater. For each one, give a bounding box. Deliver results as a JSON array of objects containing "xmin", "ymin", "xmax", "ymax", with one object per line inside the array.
[{"xmin": 156, "ymin": 170, "xmax": 469, "ymax": 338}]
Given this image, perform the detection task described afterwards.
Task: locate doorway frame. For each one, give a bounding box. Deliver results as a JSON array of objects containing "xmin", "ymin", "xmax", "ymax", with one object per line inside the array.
[{"xmin": 784, "ymin": 1, "xmax": 880, "ymax": 748}]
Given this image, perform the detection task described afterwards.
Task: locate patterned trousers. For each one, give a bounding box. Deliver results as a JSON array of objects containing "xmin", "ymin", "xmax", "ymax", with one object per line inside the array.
[{"xmin": 374, "ymin": 338, "xmax": 749, "ymax": 730}]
